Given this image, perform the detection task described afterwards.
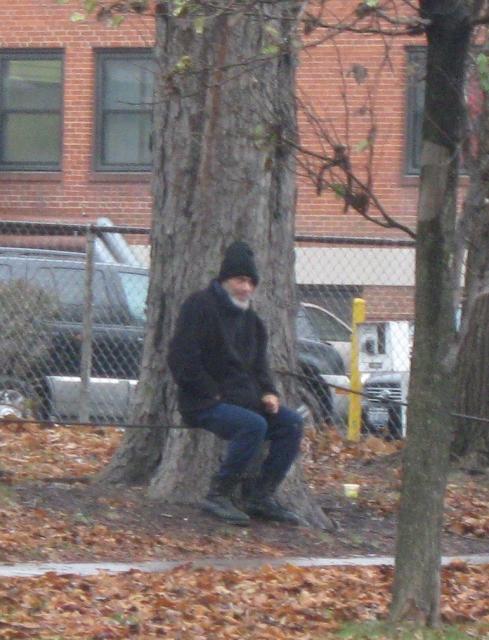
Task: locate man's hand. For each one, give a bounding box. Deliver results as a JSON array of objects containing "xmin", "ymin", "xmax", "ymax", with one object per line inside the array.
[{"xmin": 262, "ymin": 393, "xmax": 280, "ymax": 414}]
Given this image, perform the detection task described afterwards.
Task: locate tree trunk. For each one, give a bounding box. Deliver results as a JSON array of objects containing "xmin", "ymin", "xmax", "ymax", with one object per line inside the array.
[
  {"xmin": 390, "ymin": 0, "xmax": 471, "ymax": 625},
  {"xmin": 100, "ymin": 1, "xmax": 330, "ymax": 529},
  {"xmin": 452, "ymin": 39, "xmax": 489, "ymax": 467},
  {"xmin": 452, "ymin": 294, "xmax": 489, "ymax": 467}
]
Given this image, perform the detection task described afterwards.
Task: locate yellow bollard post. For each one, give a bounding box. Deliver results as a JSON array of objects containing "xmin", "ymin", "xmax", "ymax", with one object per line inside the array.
[{"xmin": 347, "ymin": 298, "xmax": 366, "ymax": 442}]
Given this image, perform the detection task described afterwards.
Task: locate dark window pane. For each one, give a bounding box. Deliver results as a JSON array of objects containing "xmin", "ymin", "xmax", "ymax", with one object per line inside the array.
[
  {"xmin": 0, "ymin": 52, "xmax": 63, "ymax": 170},
  {"xmin": 104, "ymin": 59, "xmax": 153, "ymax": 110},
  {"xmin": 406, "ymin": 48, "xmax": 426, "ymax": 175},
  {"xmin": 103, "ymin": 113, "xmax": 151, "ymax": 165},
  {"xmin": 4, "ymin": 59, "xmax": 62, "ymax": 110},
  {"xmin": 411, "ymin": 81, "xmax": 424, "ymax": 171},
  {"xmin": 31, "ymin": 267, "xmax": 113, "ymax": 323},
  {"xmin": 96, "ymin": 51, "xmax": 154, "ymax": 170},
  {"xmin": 3, "ymin": 113, "xmax": 60, "ymax": 163},
  {"xmin": 50, "ymin": 268, "xmax": 110, "ymax": 307},
  {"xmin": 406, "ymin": 47, "xmax": 471, "ymax": 175}
]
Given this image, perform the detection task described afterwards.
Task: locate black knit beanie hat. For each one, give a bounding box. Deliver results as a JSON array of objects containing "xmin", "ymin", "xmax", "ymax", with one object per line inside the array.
[{"xmin": 218, "ymin": 241, "xmax": 259, "ymax": 286}]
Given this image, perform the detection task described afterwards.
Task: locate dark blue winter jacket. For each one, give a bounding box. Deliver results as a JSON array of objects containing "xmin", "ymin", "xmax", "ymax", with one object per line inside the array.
[{"xmin": 168, "ymin": 280, "xmax": 277, "ymax": 417}]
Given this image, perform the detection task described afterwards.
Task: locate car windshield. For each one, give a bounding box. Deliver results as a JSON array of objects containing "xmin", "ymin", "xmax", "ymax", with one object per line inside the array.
[
  {"xmin": 303, "ymin": 305, "xmax": 351, "ymax": 342},
  {"xmin": 119, "ymin": 271, "xmax": 149, "ymax": 324}
]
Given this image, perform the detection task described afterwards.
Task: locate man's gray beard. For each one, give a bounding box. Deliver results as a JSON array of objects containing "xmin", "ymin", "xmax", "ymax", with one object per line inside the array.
[{"xmin": 228, "ymin": 295, "xmax": 251, "ymax": 310}]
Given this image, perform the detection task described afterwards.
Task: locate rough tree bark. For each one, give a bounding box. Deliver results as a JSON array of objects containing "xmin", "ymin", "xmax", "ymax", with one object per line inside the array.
[
  {"xmin": 100, "ymin": 0, "xmax": 331, "ymax": 528},
  {"xmin": 452, "ymin": 42, "xmax": 489, "ymax": 466},
  {"xmin": 390, "ymin": 0, "xmax": 471, "ymax": 625},
  {"xmin": 453, "ymin": 294, "xmax": 489, "ymax": 466}
]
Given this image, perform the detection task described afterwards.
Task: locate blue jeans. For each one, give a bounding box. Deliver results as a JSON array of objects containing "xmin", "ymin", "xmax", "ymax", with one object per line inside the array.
[{"xmin": 192, "ymin": 403, "xmax": 303, "ymax": 486}]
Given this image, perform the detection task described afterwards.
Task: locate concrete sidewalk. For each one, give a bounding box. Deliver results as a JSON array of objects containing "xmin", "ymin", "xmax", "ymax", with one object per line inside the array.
[{"xmin": 0, "ymin": 554, "xmax": 487, "ymax": 578}]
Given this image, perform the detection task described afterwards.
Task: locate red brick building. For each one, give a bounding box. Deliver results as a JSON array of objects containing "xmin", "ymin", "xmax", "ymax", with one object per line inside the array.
[{"xmin": 0, "ymin": 1, "xmax": 424, "ymax": 320}]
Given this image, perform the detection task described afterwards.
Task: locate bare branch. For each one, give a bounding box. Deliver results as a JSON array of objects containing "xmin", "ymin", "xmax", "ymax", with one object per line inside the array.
[{"xmin": 286, "ymin": 134, "xmax": 416, "ymax": 238}]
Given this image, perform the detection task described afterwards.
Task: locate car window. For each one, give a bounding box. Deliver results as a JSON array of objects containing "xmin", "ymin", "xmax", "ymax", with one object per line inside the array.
[
  {"xmin": 118, "ymin": 271, "xmax": 149, "ymax": 324},
  {"xmin": 296, "ymin": 307, "xmax": 318, "ymax": 341},
  {"xmin": 317, "ymin": 343, "xmax": 345, "ymax": 375},
  {"xmin": 303, "ymin": 306, "xmax": 351, "ymax": 342},
  {"xmin": 29, "ymin": 266, "xmax": 112, "ymax": 322}
]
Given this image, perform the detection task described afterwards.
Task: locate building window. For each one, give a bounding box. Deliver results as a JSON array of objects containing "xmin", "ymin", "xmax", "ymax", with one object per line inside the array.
[
  {"xmin": 0, "ymin": 51, "xmax": 63, "ymax": 171},
  {"xmin": 95, "ymin": 50, "xmax": 154, "ymax": 171},
  {"xmin": 406, "ymin": 46, "xmax": 481, "ymax": 176},
  {"xmin": 405, "ymin": 47, "xmax": 426, "ymax": 176}
]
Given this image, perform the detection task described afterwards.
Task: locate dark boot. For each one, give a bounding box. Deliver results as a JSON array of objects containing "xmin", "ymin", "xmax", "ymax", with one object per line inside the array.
[
  {"xmin": 245, "ymin": 479, "xmax": 302, "ymax": 525},
  {"xmin": 202, "ymin": 475, "xmax": 250, "ymax": 526}
]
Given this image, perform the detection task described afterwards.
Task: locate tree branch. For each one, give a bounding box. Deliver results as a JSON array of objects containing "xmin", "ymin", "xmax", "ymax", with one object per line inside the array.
[{"xmin": 285, "ymin": 135, "xmax": 417, "ymax": 239}]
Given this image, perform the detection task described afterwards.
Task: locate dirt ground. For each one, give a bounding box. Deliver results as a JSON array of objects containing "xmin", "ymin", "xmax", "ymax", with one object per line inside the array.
[
  {"xmin": 11, "ymin": 474, "xmax": 489, "ymax": 562},
  {"xmin": 0, "ymin": 423, "xmax": 488, "ymax": 640},
  {"xmin": 1, "ymin": 423, "xmax": 488, "ymax": 564}
]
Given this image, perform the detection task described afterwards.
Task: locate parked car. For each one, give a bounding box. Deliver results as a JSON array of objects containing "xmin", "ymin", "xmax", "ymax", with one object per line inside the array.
[
  {"xmin": 297, "ymin": 304, "xmax": 350, "ymax": 423},
  {"xmin": 300, "ymin": 302, "xmax": 352, "ymax": 371},
  {"xmin": 359, "ymin": 320, "xmax": 412, "ymax": 439},
  {"xmin": 362, "ymin": 371, "xmax": 407, "ymax": 439},
  {"xmin": 0, "ymin": 246, "xmax": 348, "ymax": 426},
  {"xmin": 0, "ymin": 246, "xmax": 146, "ymax": 421}
]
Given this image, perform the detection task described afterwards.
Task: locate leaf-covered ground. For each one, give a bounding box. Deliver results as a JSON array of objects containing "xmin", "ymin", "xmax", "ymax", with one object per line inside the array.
[
  {"xmin": 0, "ymin": 421, "xmax": 488, "ymax": 638},
  {"xmin": 0, "ymin": 421, "xmax": 488, "ymax": 563},
  {"xmin": 0, "ymin": 563, "xmax": 487, "ymax": 639}
]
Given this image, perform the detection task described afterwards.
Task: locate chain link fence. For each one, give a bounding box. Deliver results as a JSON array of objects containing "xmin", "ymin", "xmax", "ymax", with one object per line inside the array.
[
  {"xmin": 0, "ymin": 220, "xmax": 415, "ymax": 438},
  {"xmin": 296, "ymin": 235, "xmax": 415, "ymax": 439}
]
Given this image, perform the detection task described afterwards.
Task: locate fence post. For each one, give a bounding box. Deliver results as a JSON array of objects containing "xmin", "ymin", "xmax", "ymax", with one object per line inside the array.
[
  {"xmin": 79, "ymin": 228, "xmax": 95, "ymax": 422},
  {"xmin": 347, "ymin": 298, "xmax": 366, "ymax": 442}
]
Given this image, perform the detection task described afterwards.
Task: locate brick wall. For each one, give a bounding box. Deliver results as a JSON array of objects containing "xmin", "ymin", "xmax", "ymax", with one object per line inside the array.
[
  {"xmin": 0, "ymin": 0, "xmax": 154, "ymax": 226},
  {"xmin": 364, "ymin": 286, "xmax": 415, "ymax": 321},
  {"xmin": 0, "ymin": 1, "xmax": 420, "ymax": 320},
  {"xmin": 296, "ymin": 3, "xmax": 421, "ymax": 237}
]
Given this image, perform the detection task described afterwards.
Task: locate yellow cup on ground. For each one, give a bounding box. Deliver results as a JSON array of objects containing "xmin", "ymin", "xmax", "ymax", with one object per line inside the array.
[{"xmin": 343, "ymin": 483, "xmax": 360, "ymax": 499}]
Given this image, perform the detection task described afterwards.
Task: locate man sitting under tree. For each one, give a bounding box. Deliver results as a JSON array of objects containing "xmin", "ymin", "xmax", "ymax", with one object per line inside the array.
[{"xmin": 168, "ymin": 241, "xmax": 303, "ymax": 526}]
